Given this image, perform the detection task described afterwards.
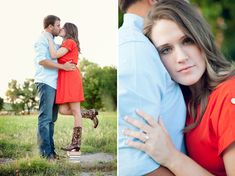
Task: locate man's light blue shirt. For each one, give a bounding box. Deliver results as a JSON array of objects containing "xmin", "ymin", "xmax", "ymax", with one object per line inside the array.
[
  {"xmin": 118, "ymin": 13, "xmax": 186, "ymax": 176},
  {"xmin": 34, "ymin": 32, "xmax": 59, "ymax": 89}
]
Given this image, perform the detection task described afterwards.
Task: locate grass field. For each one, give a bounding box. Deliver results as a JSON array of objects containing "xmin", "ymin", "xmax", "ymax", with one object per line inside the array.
[{"xmin": 0, "ymin": 112, "xmax": 117, "ymax": 175}]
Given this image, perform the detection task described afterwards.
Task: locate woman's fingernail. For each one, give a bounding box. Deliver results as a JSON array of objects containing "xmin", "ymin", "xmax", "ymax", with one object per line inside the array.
[
  {"xmin": 124, "ymin": 116, "xmax": 128, "ymax": 120},
  {"xmin": 136, "ymin": 109, "xmax": 140, "ymax": 113}
]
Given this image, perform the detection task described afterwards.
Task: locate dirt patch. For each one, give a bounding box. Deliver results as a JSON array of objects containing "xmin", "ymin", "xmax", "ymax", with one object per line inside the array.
[
  {"xmin": 68, "ymin": 152, "xmax": 115, "ymax": 164},
  {"xmin": 0, "ymin": 153, "xmax": 117, "ymax": 175},
  {"xmin": 67, "ymin": 153, "xmax": 117, "ymax": 175},
  {"xmin": 80, "ymin": 171, "xmax": 116, "ymax": 176},
  {"xmin": 0, "ymin": 158, "xmax": 14, "ymax": 164}
]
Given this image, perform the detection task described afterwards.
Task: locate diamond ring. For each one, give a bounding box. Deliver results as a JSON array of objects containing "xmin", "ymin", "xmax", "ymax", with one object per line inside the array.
[{"xmin": 144, "ymin": 135, "xmax": 149, "ymax": 142}]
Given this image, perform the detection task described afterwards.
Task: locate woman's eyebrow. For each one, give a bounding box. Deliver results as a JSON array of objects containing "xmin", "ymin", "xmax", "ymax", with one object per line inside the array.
[{"xmin": 156, "ymin": 43, "xmax": 169, "ymax": 49}]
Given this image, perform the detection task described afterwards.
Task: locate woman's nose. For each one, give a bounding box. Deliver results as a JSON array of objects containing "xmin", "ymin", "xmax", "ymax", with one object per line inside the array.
[{"xmin": 175, "ymin": 46, "xmax": 189, "ymax": 63}]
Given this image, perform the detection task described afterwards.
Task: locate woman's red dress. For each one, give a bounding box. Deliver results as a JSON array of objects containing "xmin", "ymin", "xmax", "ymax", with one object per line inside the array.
[{"xmin": 55, "ymin": 39, "xmax": 84, "ymax": 104}]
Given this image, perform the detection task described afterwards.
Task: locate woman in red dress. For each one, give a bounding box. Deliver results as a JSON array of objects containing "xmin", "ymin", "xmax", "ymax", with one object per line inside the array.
[{"xmin": 47, "ymin": 22, "xmax": 85, "ymax": 152}]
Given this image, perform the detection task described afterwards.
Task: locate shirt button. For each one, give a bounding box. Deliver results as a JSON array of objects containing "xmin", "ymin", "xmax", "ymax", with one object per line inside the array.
[{"xmin": 231, "ymin": 98, "xmax": 235, "ymax": 104}]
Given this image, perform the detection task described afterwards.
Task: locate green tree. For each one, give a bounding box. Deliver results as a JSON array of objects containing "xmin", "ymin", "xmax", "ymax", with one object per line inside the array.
[
  {"xmin": 119, "ymin": 8, "xmax": 124, "ymax": 28},
  {"xmin": 187, "ymin": 0, "xmax": 235, "ymax": 60},
  {"xmin": 21, "ymin": 79, "xmax": 38, "ymax": 114},
  {"xmin": 5, "ymin": 79, "xmax": 38, "ymax": 114},
  {"xmin": 6, "ymin": 80, "xmax": 24, "ymax": 114},
  {"xmin": 80, "ymin": 59, "xmax": 103, "ymax": 109},
  {"xmin": 79, "ymin": 59, "xmax": 117, "ymax": 111},
  {"xmin": 100, "ymin": 66, "xmax": 117, "ymax": 111},
  {"xmin": 0, "ymin": 97, "xmax": 4, "ymax": 111}
]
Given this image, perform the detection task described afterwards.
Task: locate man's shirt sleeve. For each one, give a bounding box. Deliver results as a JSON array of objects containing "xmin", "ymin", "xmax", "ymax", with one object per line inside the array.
[
  {"xmin": 118, "ymin": 40, "xmax": 168, "ymax": 176},
  {"xmin": 34, "ymin": 36, "xmax": 48, "ymax": 64}
]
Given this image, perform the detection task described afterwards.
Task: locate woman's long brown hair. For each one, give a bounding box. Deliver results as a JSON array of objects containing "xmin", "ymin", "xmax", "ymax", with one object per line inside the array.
[{"xmin": 63, "ymin": 22, "xmax": 80, "ymax": 51}]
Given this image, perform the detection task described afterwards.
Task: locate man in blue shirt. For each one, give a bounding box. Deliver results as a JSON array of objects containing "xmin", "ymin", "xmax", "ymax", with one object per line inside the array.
[
  {"xmin": 118, "ymin": 0, "xmax": 186, "ymax": 175},
  {"xmin": 34, "ymin": 15, "xmax": 77, "ymax": 160}
]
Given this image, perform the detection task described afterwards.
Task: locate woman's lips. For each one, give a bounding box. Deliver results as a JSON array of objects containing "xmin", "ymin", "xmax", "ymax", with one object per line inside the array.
[{"xmin": 177, "ymin": 65, "xmax": 195, "ymax": 73}]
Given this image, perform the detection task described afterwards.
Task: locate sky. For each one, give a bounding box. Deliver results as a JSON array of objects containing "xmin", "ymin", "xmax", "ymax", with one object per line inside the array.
[{"xmin": 0, "ymin": 0, "xmax": 118, "ymax": 99}]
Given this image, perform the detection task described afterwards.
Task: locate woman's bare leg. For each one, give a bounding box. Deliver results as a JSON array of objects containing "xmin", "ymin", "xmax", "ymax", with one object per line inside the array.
[
  {"xmin": 58, "ymin": 103, "xmax": 98, "ymax": 128},
  {"xmin": 59, "ymin": 102, "xmax": 83, "ymax": 152},
  {"xmin": 68, "ymin": 102, "xmax": 82, "ymax": 127},
  {"xmin": 58, "ymin": 103, "xmax": 72, "ymax": 115}
]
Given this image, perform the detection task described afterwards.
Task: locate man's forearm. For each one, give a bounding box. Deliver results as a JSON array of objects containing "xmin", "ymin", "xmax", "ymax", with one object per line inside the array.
[{"xmin": 39, "ymin": 59, "xmax": 64, "ymax": 70}]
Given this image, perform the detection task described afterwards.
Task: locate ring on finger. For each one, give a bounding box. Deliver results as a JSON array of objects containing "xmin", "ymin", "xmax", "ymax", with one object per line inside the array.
[{"xmin": 144, "ymin": 134, "xmax": 149, "ymax": 142}]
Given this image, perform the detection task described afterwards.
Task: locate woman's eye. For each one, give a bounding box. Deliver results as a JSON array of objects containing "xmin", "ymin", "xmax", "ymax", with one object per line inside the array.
[
  {"xmin": 183, "ymin": 37, "xmax": 194, "ymax": 45},
  {"xmin": 159, "ymin": 47, "xmax": 171, "ymax": 55}
]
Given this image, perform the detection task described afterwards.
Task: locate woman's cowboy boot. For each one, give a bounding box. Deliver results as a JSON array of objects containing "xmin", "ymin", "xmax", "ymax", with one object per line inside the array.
[
  {"xmin": 61, "ymin": 127, "xmax": 82, "ymax": 151},
  {"xmin": 81, "ymin": 109, "xmax": 99, "ymax": 128}
]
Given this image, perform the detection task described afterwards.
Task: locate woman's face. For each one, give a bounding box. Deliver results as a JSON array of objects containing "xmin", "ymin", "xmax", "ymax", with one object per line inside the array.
[
  {"xmin": 150, "ymin": 19, "xmax": 206, "ymax": 86},
  {"xmin": 59, "ymin": 27, "xmax": 66, "ymax": 37}
]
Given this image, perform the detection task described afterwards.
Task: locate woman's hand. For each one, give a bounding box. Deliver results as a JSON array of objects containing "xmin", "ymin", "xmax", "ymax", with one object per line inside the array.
[
  {"xmin": 123, "ymin": 109, "xmax": 177, "ymax": 167},
  {"xmin": 124, "ymin": 110, "xmax": 214, "ymax": 176}
]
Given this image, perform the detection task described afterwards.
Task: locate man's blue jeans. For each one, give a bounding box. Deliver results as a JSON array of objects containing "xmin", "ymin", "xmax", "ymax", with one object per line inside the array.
[{"xmin": 36, "ymin": 83, "xmax": 58, "ymax": 157}]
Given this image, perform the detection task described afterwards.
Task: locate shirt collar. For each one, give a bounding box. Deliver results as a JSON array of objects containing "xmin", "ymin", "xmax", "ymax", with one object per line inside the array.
[
  {"xmin": 44, "ymin": 31, "xmax": 54, "ymax": 39},
  {"xmin": 123, "ymin": 13, "xmax": 144, "ymax": 31}
]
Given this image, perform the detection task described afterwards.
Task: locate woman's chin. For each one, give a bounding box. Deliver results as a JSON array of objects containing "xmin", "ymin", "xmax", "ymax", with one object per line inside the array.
[{"xmin": 176, "ymin": 78, "xmax": 199, "ymax": 86}]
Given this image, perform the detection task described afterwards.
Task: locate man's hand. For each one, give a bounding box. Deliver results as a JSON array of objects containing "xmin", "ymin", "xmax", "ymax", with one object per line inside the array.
[{"xmin": 63, "ymin": 61, "xmax": 77, "ymax": 71}]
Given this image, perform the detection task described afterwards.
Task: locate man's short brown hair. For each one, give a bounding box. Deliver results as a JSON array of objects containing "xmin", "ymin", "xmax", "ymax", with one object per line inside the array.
[
  {"xmin": 119, "ymin": 0, "xmax": 142, "ymax": 13},
  {"xmin": 43, "ymin": 15, "xmax": 60, "ymax": 29}
]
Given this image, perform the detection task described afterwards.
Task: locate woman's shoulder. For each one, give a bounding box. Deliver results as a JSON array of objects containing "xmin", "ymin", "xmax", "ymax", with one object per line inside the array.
[
  {"xmin": 216, "ymin": 76, "xmax": 235, "ymax": 90},
  {"xmin": 207, "ymin": 76, "xmax": 235, "ymax": 126},
  {"xmin": 61, "ymin": 39, "xmax": 77, "ymax": 49},
  {"xmin": 212, "ymin": 76, "xmax": 235, "ymax": 157},
  {"xmin": 63, "ymin": 38, "xmax": 76, "ymax": 44},
  {"xmin": 212, "ymin": 76, "xmax": 235, "ymax": 97}
]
